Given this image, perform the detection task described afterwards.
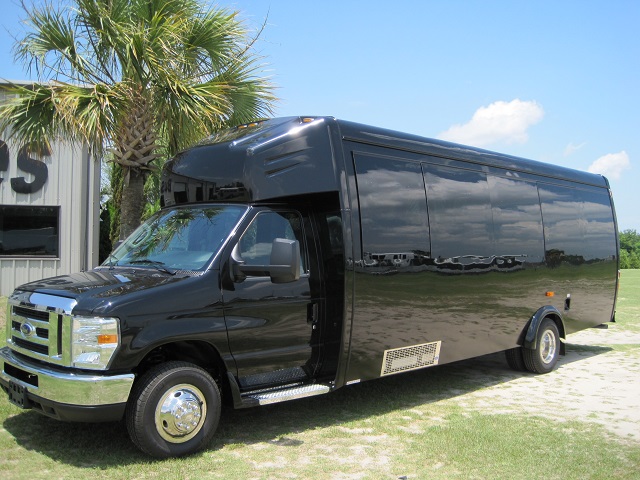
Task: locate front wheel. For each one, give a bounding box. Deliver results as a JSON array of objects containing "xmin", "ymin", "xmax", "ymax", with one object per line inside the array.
[
  {"xmin": 523, "ymin": 318, "xmax": 560, "ymax": 374},
  {"xmin": 126, "ymin": 361, "xmax": 221, "ymax": 458}
]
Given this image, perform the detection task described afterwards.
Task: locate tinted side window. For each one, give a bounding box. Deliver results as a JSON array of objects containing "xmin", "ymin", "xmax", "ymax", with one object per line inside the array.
[
  {"xmin": 423, "ymin": 165, "xmax": 493, "ymax": 261},
  {"xmin": 488, "ymin": 175, "xmax": 544, "ymax": 264},
  {"xmin": 354, "ymin": 154, "xmax": 430, "ymax": 266},
  {"xmin": 581, "ymin": 188, "xmax": 617, "ymax": 261},
  {"xmin": 539, "ymin": 183, "xmax": 616, "ymax": 264}
]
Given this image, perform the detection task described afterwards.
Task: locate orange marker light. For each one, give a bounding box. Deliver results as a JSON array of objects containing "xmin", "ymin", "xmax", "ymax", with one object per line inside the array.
[
  {"xmin": 545, "ymin": 291, "xmax": 555, "ymax": 297},
  {"xmin": 97, "ymin": 334, "xmax": 118, "ymax": 344}
]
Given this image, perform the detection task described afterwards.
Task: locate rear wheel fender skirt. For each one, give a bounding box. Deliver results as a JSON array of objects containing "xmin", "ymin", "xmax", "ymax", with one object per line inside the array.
[{"xmin": 523, "ymin": 306, "xmax": 566, "ymax": 355}]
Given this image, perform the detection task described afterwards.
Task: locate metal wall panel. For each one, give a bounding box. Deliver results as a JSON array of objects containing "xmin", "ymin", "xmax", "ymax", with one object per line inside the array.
[{"xmin": 1, "ymin": 84, "xmax": 100, "ymax": 296}]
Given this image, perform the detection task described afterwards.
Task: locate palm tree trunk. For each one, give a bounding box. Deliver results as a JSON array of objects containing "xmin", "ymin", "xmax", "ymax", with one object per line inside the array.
[
  {"xmin": 112, "ymin": 92, "xmax": 159, "ymax": 240},
  {"xmin": 119, "ymin": 169, "xmax": 146, "ymax": 240}
]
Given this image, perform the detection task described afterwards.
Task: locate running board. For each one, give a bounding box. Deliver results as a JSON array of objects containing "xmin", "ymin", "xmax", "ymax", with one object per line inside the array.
[{"xmin": 243, "ymin": 384, "xmax": 331, "ymax": 406}]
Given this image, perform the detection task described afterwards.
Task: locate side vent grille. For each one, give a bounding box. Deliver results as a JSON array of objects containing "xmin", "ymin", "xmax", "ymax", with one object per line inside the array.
[{"xmin": 381, "ymin": 341, "xmax": 442, "ymax": 376}]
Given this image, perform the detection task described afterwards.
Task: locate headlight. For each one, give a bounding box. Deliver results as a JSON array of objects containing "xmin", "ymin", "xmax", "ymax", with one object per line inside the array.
[{"xmin": 71, "ymin": 316, "xmax": 120, "ymax": 370}]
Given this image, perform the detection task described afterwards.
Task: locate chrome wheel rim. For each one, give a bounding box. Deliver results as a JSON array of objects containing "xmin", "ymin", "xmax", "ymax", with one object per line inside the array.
[
  {"xmin": 540, "ymin": 330, "xmax": 557, "ymax": 365},
  {"xmin": 155, "ymin": 384, "xmax": 207, "ymax": 443}
]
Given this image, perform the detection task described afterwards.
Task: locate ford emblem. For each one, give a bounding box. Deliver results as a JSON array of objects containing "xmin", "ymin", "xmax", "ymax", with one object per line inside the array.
[{"xmin": 20, "ymin": 322, "xmax": 36, "ymax": 337}]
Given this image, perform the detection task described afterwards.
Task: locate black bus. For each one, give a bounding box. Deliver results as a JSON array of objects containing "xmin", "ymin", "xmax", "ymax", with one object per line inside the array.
[{"xmin": 1, "ymin": 116, "xmax": 619, "ymax": 457}]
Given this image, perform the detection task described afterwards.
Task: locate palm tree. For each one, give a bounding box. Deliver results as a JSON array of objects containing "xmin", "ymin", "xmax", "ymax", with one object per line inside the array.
[{"xmin": 0, "ymin": 0, "xmax": 275, "ymax": 239}]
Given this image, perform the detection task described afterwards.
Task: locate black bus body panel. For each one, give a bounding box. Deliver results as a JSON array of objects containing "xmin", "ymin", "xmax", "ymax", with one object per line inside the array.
[{"xmin": 339, "ymin": 140, "xmax": 618, "ymax": 383}]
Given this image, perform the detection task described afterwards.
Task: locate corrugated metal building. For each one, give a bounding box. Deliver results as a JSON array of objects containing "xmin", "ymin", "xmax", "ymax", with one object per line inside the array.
[{"xmin": 0, "ymin": 83, "xmax": 101, "ymax": 296}]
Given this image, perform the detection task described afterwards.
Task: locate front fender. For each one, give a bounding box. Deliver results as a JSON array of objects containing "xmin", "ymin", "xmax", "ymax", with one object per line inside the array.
[{"xmin": 112, "ymin": 314, "xmax": 233, "ymax": 371}]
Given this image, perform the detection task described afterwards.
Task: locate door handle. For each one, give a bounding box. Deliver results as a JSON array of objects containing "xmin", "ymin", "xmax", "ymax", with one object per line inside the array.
[{"xmin": 307, "ymin": 302, "xmax": 319, "ymax": 325}]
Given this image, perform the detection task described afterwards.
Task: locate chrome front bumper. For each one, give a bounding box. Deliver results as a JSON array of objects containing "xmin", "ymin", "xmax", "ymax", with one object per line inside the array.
[{"xmin": 0, "ymin": 346, "xmax": 134, "ymax": 407}]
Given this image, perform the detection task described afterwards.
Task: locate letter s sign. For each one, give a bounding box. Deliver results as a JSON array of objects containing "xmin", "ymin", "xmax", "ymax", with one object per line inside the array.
[
  {"xmin": 12, "ymin": 145, "xmax": 48, "ymax": 194},
  {"xmin": 0, "ymin": 139, "xmax": 49, "ymax": 194},
  {"xmin": 0, "ymin": 140, "xmax": 8, "ymax": 186}
]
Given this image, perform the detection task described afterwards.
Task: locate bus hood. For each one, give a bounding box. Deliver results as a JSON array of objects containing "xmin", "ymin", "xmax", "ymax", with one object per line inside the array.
[{"xmin": 12, "ymin": 268, "xmax": 200, "ymax": 315}]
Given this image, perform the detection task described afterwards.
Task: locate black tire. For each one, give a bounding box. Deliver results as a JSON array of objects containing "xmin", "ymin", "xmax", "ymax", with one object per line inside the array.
[
  {"xmin": 522, "ymin": 318, "xmax": 560, "ymax": 374},
  {"xmin": 125, "ymin": 361, "xmax": 221, "ymax": 458},
  {"xmin": 505, "ymin": 347, "xmax": 527, "ymax": 371}
]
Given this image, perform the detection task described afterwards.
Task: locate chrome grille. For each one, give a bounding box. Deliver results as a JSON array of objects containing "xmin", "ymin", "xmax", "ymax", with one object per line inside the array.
[
  {"xmin": 6, "ymin": 291, "xmax": 76, "ymax": 366},
  {"xmin": 14, "ymin": 306, "xmax": 50, "ymax": 322},
  {"xmin": 11, "ymin": 336, "xmax": 49, "ymax": 355}
]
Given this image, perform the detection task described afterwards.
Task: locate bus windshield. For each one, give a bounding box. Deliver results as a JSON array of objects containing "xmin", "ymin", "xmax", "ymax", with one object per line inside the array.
[{"xmin": 104, "ymin": 205, "xmax": 247, "ymax": 272}]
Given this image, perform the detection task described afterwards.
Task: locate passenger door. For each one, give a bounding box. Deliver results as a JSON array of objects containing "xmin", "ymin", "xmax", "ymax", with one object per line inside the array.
[{"xmin": 222, "ymin": 208, "xmax": 323, "ymax": 391}]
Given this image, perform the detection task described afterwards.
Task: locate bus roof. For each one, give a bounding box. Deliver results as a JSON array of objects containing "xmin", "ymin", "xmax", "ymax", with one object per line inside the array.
[{"xmin": 161, "ymin": 116, "xmax": 609, "ymax": 207}]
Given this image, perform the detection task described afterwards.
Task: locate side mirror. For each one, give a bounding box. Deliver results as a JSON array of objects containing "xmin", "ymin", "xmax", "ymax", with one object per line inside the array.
[
  {"xmin": 230, "ymin": 238, "xmax": 301, "ymax": 284},
  {"xmin": 269, "ymin": 238, "xmax": 301, "ymax": 283}
]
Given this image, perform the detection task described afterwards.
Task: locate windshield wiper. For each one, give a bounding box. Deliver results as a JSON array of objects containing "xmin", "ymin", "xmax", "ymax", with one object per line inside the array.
[
  {"xmin": 128, "ymin": 259, "xmax": 177, "ymax": 275},
  {"xmin": 106, "ymin": 252, "xmax": 119, "ymax": 270}
]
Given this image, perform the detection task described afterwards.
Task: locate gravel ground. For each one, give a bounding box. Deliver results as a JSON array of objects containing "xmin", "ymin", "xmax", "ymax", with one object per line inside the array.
[{"xmin": 446, "ymin": 324, "xmax": 640, "ymax": 443}]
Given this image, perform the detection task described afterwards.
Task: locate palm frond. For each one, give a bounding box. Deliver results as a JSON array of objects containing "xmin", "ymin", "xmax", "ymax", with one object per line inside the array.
[
  {"xmin": 0, "ymin": 80, "xmax": 130, "ymax": 154},
  {"xmin": 15, "ymin": 1, "xmax": 92, "ymax": 82}
]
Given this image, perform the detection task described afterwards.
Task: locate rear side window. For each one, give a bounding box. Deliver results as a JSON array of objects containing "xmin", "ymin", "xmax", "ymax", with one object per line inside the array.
[{"xmin": 538, "ymin": 183, "xmax": 616, "ymax": 265}]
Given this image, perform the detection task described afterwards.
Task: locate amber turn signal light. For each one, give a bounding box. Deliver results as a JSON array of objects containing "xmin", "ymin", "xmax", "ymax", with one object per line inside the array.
[{"xmin": 97, "ymin": 334, "xmax": 118, "ymax": 344}]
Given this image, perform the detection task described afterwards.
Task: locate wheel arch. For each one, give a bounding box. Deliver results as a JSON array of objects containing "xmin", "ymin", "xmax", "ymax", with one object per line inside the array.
[
  {"xmin": 523, "ymin": 306, "xmax": 566, "ymax": 356},
  {"xmin": 134, "ymin": 340, "xmax": 234, "ymax": 405}
]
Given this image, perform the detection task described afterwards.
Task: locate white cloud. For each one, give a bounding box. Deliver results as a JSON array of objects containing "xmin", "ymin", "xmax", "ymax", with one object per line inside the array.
[
  {"xmin": 564, "ymin": 142, "xmax": 586, "ymax": 157},
  {"xmin": 587, "ymin": 151, "xmax": 631, "ymax": 180},
  {"xmin": 438, "ymin": 99, "xmax": 544, "ymax": 147}
]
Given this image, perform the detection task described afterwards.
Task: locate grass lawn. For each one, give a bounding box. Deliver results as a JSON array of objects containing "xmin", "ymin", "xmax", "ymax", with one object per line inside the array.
[{"xmin": 0, "ymin": 272, "xmax": 639, "ymax": 479}]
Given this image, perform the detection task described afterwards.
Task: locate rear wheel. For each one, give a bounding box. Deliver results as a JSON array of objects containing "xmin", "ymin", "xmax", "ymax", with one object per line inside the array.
[
  {"xmin": 505, "ymin": 347, "xmax": 527, "ymax": 371},
  {"xmin": 523, "ymin": 318, "xmax": 560, "ymax": 374},
  {"xmin": 126, "ymin": 361, "xmax": 221, "ymax": 458}
]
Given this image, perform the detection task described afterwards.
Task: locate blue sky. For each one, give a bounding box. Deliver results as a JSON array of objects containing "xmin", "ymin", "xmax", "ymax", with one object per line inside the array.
[{"xmin": 1, "ymin": 0, "xmax": 638, "ymax": 230}]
